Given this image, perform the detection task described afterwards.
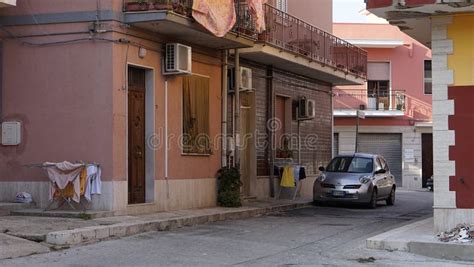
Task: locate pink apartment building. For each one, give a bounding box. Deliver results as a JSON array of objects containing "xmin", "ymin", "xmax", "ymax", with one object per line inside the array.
[
  {"xmin": 0, "ymin": 0, "xmax": 365, "ymax": 213},
  {"xmin": 333, "ymin": 23, "xmax": 432, "ymax": 190}
]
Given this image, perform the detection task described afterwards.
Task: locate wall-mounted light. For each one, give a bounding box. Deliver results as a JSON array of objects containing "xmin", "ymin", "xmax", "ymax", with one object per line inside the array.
[{"xmin": 139, "ymin": 47, "xmax": 147, "ymax": 59}]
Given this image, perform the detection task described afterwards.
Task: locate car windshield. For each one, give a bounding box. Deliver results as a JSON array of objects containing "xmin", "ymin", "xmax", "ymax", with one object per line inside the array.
[{"xmin": 326, "ymin": 156, "xmax": 373, "ymax": 173}]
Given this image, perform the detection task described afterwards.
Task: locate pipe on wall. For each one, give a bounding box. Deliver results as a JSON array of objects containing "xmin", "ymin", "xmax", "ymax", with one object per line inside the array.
[
  {"xmin": 221, "ymin": 50, "xmax": 228, "ymax": 167},
  {"xmin": 234, "ymin": 49, "xmax": 241, "ymax": 167},
  {"xmin": 266, "ymin": 66, "xmax": 275, "ymax": 198}
]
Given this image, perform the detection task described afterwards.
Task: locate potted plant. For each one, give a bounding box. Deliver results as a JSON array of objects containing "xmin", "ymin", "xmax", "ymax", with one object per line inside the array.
[
  {"xmin": 216, "ymin": 166, "xmax": 242, "ymax": 207},
  {"xmin": 126, "ymin": 0, "xmax": 150, "ymax": 11}
]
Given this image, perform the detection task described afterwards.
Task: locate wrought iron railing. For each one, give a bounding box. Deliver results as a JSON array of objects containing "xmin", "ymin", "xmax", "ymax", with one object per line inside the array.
[
  {"xmin": 123, "ymin": 0, "xmax": 258, "ymax": 39},
  {"xmin": 259, "ymin": 4, "xmax": 367, "ymax": 79},
  {"xmin": 333, "ymin": 89, "xmax": 406, "ymax": 111}
]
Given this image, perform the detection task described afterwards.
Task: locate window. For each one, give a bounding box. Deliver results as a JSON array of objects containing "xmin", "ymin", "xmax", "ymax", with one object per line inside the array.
[
  {"xmin": 326, "ymin": 156, "xmax": 373, "ymax": 173},
  {"xmin": 424, "ymin": 60, "xmax": 432, "ymax": 95},
  {"xmin": 276, "ymin": 0, "xmax": 288, "ymax": 12},
  {"xmin": 367, "ymin": 62, "xmax": 390, "ymax": 110},
  {"xmin": 182, "ymin": 75, "xmax": 210, "ymax": 154}
]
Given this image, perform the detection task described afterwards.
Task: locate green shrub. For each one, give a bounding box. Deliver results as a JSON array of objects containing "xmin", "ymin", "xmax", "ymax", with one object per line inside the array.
[{"xmin": 217, "ymin": 166, "xmax": 242, "ymax": 207}]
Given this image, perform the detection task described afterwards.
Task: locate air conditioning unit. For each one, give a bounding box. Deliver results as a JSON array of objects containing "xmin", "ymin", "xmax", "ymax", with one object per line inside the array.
[
  {"xmin": 227, "ymin": 67, "xmax": 254, "ymax": 93},
  {"xmin": 163, "ymin": 43, "xmax": 192, "ymax": 75},
  {"xmin": 240, "ymin": 67, "xmax": 253, "ymax": 92},
  {"xmin": 297, "ymin": 97, "xmax": 316, "ymax": 120}
]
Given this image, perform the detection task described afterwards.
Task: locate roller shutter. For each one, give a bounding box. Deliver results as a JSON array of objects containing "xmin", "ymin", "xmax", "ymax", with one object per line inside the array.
[{"xmin": 358, "ymin": 133, "xmax": 402, "ymax": 185}]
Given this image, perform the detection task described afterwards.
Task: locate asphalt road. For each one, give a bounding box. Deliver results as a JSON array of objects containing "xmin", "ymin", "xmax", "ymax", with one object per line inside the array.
[{"xmin": 2, "ymin": 190, "xmax": 473, "ymax": 267}]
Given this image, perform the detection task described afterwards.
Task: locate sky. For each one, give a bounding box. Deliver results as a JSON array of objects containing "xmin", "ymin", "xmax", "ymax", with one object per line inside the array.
[{"xmin": 333, "ymin": 0, "xmax": 388, "ymax": 24}]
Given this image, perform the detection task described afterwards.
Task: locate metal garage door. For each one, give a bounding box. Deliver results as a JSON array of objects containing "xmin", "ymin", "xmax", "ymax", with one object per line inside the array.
[
  {"xmin": 333, "ymin": 133, "xmax": 339, "ymax": 157},
  {"xmin": 358, "ymin": 133, "xmax": 402, "ymax": 185}
]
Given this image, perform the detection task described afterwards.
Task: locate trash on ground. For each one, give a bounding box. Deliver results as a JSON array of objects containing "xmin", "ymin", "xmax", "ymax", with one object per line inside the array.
[{"xmin": 437, "ymin": 223, "xmax": 474, "ymax": 243}]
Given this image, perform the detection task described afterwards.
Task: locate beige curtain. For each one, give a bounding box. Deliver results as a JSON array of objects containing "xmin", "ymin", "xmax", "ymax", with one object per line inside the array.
[{"xmin": 183, "ymin": 75, "xmax": 210, "ymax": 153}]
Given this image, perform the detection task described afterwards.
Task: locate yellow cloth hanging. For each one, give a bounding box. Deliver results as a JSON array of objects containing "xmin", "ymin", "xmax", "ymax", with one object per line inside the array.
[
  {"xmin": 280, "ymin": 166, "xmax": 295, "ymax": 188},
  {"xmin": 54, "ymin": 167, "xmax": 87, "ymax": 199}
]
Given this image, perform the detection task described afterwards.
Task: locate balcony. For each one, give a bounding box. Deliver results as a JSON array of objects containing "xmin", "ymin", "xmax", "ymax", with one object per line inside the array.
[
  {"xmin": 333, "ymin": 89, "xmax": 407, "ymax": 117},
  {"xmin": 122, "ymin": 0, "xmax": 257, "ymax": 49},
  {"xmin": 240, "ymin": 4, "xmax": 367, "ymax": 85}
]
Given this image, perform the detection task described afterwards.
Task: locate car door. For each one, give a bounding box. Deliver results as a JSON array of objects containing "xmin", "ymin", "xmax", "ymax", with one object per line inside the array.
[
  {"xmin": 373, "ymin": 157, "xmax": 388, "ymax": 197},
  {"xmin": 379, "ymin": 156, "xmax": 395, "ymax": 195}
]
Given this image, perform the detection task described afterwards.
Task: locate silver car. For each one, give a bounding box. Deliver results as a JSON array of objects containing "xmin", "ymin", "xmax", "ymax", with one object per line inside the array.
[{"xmin": 313, "ymin": 153, "xmax": 396, "ymax": 209}]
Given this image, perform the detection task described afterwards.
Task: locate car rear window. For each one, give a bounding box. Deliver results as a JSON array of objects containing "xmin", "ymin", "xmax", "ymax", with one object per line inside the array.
[{"xmin": 326, "ymin": 157, "xmax": 373, "ymax": 173}]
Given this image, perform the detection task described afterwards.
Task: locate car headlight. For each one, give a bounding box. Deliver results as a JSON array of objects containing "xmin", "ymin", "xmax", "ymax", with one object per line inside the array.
[
  {"xmin": 318, "ymin": 174, "xmax": 327, "ymax": 182},
  {"xmin": 359, "ymin": 175, "xmax": 372, "ymax": 184}
]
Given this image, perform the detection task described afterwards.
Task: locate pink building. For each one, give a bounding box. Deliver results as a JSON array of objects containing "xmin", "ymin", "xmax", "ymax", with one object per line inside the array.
[
  {"xmin": 0, "ymin": 1, "xmax": 365, "ymax": 214},
  {"xmin": 333, "ymin": 23, "xmax": 432, "ymax": 190}
]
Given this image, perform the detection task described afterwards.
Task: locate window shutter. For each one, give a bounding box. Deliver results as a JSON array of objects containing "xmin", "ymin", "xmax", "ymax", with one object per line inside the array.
[{"xmin": 368, "ymin": 62, "xmax": 390, "ymax": 81}]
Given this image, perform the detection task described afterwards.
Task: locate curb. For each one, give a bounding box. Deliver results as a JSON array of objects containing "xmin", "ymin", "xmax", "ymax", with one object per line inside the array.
[
  {"xmin": 367, "ymin": 217, "xmax": 474, "ymax": 262},
  {"xmin": 46, "ymin": 202, "xmax": 310, "ymax": 246}
]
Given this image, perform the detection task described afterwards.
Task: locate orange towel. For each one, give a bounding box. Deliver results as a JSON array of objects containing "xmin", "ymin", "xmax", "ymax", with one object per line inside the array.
[{"xmin": 53, "ymin": 167, "xmax": 87, "ymax": 199}]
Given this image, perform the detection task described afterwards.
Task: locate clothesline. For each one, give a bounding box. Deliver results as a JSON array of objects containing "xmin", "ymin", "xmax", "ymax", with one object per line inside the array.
[{"xmin": 24, "ymin": 161, "xmax": 100, "ymax": 168}]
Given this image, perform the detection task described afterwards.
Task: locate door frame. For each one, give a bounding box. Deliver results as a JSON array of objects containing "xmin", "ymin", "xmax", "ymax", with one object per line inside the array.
[
  {"xmin": 240, "ymin": 91, "xmax": 257, "ymax": 196},
  {"xmin": 127, "ymin": 63, "xmax": 156, "ymax": 204}
]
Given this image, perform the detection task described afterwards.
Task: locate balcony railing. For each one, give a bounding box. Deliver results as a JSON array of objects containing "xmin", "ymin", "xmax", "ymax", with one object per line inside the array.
[
  {"xmin": 259, "ymin": 4, "xmax": 367, "ymax": 79},
  {"xmin": 334, "ymin": 90, "xmax": 406, "ymax": 112},
  {"xmin": 123, "ymin": 0, "xmax": 258, "ymax": 39}
]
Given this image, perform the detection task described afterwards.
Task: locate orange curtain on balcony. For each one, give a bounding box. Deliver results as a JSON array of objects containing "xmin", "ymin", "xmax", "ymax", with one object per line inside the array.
[
  {"xmin": 248, "ymin": 0, "xmax": 267, "ymax": 33},
  {"xmin": 192, "ymin": 0, "xmax": 236, "ymax": 37}
]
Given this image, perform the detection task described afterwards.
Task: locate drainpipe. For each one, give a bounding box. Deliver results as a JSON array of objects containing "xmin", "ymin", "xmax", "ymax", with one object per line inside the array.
[
  {"xmin": 234, "ymin": 49, "xmax": 241, "ymax": 168},
  {"xmin": 221, "ymin": 50, "xmax": 228, "ymax": 167},
  {"xmin": 165, "ymin": 80, "xmax": 170, "ymax": 200},
  {"xmin": 266, "ymin": 66, "xmax": 275, "ymax": 198}
]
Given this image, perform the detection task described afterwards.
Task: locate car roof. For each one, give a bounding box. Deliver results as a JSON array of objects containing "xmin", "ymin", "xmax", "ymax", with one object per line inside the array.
[{"xmin": 335, "ymin": 153, "xmax": 378, "ymax": 158}]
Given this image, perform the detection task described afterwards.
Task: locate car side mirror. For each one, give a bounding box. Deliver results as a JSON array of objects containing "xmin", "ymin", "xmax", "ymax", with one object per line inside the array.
[
  {"xmin": 374, "ymin": 169, "xmax": 386, "ymax": 175},
  {"xmin": 318, "ymin": 166, "xmax": 325, "ymax": 172}
]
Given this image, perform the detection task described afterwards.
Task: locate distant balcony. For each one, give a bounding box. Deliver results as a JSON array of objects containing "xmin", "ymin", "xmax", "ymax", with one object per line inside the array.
[
  {"xmin": 260, "ymin": 4, "xmax": 367, "ymax": 80},
  {"xmin": 123, "ymin": 0, "xmax": 257, "ymax": 49},
  {"xmin": 333, "ymin": 89, "xmax": 407, "ymax": 117},
  {"xmin": 240, "ymin": 4, "xmax": 367, "ymax": 85}
]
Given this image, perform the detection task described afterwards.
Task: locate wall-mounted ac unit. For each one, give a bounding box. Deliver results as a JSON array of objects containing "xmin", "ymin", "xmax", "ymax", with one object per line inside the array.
[
  {"xmin": 163, "ymin": 43, "xmax": 192, "ymax": 75},
  {"xmin": 297, "ymin": 97, "xmax": 316, "ymax": 120},
  {"xmin": 240, "ymin": 67, "xmax": 253, "ymax": 92},
  {"xmin": 227, "ymin": 67, "xmax": 254, "ymax": 93}
]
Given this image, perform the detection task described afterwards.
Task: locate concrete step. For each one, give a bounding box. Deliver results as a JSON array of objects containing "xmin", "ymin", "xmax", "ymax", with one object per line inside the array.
[
  {"xmin": 0, "ymin": 203, "xmax": 35, "ymax": 216},
  {"xmin": 10, "ymin": 209, "xmax": 115, "ymax": 219}
]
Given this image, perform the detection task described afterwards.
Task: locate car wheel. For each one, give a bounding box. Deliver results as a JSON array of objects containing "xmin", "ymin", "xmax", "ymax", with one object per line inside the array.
[
  {"xmin": 368, "ymin": 188, "xmax": 377, "ymax": 209},
  {"xmin": 386, "ymin": 187, "xmax": 395, "ymax": 206}
]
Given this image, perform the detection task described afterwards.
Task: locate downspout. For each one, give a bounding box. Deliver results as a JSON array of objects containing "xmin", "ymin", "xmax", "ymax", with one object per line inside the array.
[
  {"xmin": 165, "ymin": 80, "xmax": 170, "ymax": 200},
  {"xmin": 331, "ymin": 88, "xmax": 335, "ymax": 157},
  {"xmin": 266, "ymin": 66, "xmax": 275, "ymax": 197},
  {"xmin": 221, "ymin": 50, "xmax": 228, "ymax": 167},
  {"xmin": 234, "ymin": 49, "xmax": 241, "ymax": 167}
]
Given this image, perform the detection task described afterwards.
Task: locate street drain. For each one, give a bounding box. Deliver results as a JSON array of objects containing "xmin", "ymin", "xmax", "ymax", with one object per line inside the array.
[
  {"xmin": 357, "ymin": 257, "xmax": 376, "ymax": 263},
  {"xmin": 319, "ymin": 223, "xmax": 352, "ymax": 226}
]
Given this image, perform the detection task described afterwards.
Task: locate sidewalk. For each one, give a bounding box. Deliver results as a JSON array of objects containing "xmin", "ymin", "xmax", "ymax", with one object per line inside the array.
[
  {"xmin": 0, "ymin": 199, "xmax": 310, "ymax": 259},
  {"xmin": 367, "ymin": 217, "xmax": 474, "ymax": 262}
]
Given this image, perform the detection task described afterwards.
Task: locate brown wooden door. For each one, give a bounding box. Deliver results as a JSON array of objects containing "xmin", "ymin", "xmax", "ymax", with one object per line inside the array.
[
  {"xmin": 422, "ymin": 133, "xmax": 433, "ymax": 188},
  {"xmin": 128, "ymin": 67, "xmax": 146, "ymax": 204}
]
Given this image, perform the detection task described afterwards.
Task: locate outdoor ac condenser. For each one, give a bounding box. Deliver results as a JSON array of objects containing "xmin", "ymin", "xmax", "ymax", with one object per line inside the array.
[
  {"xmin": 297, "ymin": 97, "xmax": 316, "ymax": 120},
  {"xmin": 163, "ymin": 43, "xmax": 192, "ymax": 75}
]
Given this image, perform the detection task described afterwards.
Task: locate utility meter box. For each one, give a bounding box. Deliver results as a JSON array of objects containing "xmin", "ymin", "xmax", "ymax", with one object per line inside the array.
[{"xmin": 1, "ymin": 121, "xmax": 21, "ymax": 146}]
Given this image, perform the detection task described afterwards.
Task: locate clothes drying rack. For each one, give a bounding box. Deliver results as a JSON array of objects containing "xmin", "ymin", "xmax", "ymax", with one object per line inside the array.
[
  {"xmin": 25, "ymin": 161, "xmax": 100, "ymax": 211},
  {"xmin": 274, "ymin": 163, "xmax": 307, "ymax": 200}
]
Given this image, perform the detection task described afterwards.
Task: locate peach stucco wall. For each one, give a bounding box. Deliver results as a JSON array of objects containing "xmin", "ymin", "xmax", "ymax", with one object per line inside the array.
[
  {"xmin": 0, "ymin": 0, "xmax": 121, "ymax": 15},
  {"xmin": 0, "ymin": 26, "xmax": 222, "ymax": 185},
  {"xmin": 0, "ymin": 38, "xmax": 114, "ymax": 182},
  {"xmin": 333, "ymin": 23, "xmax": 432, "ymax": 126},
  {"xmin": 111, "ymin": 34, "xmax": 222, "ymax": 182},
  {"xmin": 288, "ymin": 0, "xmax": 333, "ymax": 33},
  {"xmin": 267, "ymin": 0, "xmax": 333, "ymax": 33}
]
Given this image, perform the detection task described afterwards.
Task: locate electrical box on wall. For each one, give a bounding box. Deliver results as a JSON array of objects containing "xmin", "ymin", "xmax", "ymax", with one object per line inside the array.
[{"xmin": 1, "ymin": 121, "xmax": 21, "ymax": 146}]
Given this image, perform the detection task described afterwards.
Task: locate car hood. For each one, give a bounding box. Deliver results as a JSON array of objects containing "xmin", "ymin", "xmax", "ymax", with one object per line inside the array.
[{"xmin": 322, "ymin": 172, "xmax": 372, "ymax": 185}]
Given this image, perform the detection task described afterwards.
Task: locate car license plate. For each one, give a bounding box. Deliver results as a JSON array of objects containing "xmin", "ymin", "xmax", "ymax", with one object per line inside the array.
[{"xmin": 332, "ymin": 190, "xmax": 345, "ymax": 197}]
